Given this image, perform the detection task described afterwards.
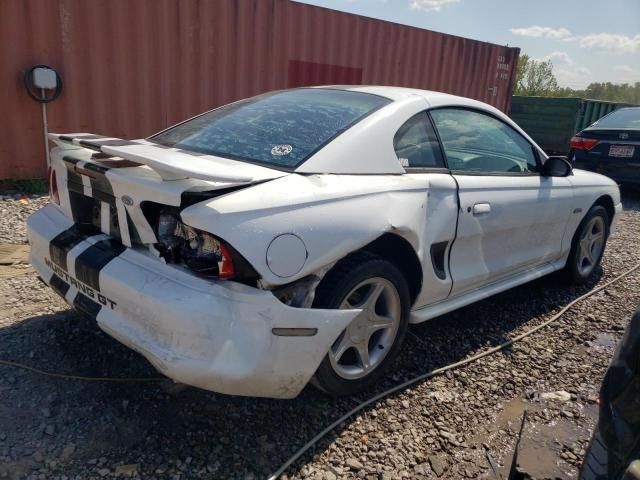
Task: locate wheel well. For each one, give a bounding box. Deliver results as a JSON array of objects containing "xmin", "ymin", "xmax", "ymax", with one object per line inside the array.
[
  {"xmin": 361, "ymin": 233, "xmax": 423, "ymax": 305},
  {"xmin": 593, "ymin": 195, "xmax": 615, "ymax": 227}
]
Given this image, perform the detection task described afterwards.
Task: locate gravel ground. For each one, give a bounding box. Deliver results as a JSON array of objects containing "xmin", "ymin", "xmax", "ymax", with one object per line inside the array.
[
  {"xmin": 1, "ymin": 189, "xmax": 639, "ymax": 480},
  {"xmin": 0, "ymin": 192, "xmax": 48, "ymax": 245}
]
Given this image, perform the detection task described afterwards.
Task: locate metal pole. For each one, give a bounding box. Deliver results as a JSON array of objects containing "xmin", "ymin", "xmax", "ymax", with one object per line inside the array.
[{"xmin": 41, "ymin": 88, "xmax": 50, "ymax": 167}]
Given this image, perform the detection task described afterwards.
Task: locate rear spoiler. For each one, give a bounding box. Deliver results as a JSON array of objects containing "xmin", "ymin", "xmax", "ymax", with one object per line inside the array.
[{"xmin": 48, "ymin": 133, "xmax": 257, "ymax": 183}]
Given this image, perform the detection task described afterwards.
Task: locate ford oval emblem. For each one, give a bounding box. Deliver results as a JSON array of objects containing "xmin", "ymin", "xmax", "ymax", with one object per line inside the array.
[
  {"xmin": 619, "ymin": 133, "xmax": 629, "ymax": 140},
  {"xmin": 121, "ymin": 195, "xmax": 134, "ymax": 206}
]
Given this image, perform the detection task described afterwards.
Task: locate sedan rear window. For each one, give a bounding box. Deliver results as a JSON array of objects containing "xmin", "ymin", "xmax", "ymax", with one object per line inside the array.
[
  {"xmin": 591, "ymin": 108, "xmax": 640, "ymax": 129},
  {"xmin": 150, "ymin": 89, "xmax": 390, "ymax": 169}
]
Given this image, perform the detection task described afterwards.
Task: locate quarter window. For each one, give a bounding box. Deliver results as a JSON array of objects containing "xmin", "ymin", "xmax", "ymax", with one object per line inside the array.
[
  {"xmin": 393, "ymin": 113, "xmax": 445, "ymax": 168},
  {"xmin": 430, "ymin": 108, "xmax": 538, "ymax": 174}
]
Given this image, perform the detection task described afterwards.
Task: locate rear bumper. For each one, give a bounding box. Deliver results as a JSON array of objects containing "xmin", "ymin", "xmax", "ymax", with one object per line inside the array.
[
  {"xmin": 27, "ymin": 204, "xmax": 357, "ymax": 398},
  {"xmin": 573, "ymin": 155, "xmax": 640, "ymax": 185}
]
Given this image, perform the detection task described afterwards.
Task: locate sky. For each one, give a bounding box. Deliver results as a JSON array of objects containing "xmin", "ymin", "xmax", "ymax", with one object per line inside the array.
[{"xmin": 295, "ymin": 0, "xmax": 640, "ymax": 89}]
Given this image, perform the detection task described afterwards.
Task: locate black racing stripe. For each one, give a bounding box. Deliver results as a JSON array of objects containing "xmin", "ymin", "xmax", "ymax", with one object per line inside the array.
[
  {"xmin": 90, "ymin": 152, "xmax": 143, "ymax": 169},
  {"xmin": 91, "ymin": 188, "xmax": 116, "ymax": 206},
  {"xmin": 77, "ymin": 141, "xmax": 102, "ymax": 152},
  {"xmin": 64, "ymin": 158, "xmax": 85, "ymax": 222},
  {"xmin": 73, "ymin": 293, "xmax": 102, "ymax": 319},
  {"xmin": 67, "ymin": 190, "xmax": 94, "ymax": 223},
  {"xmin": 62, "ymin": 156, "xmax": 115, "ymax": 203},
  {"xmin": 126, "ymin": 211, "xmax": 143, "ymax": 245},
  {"xmin": 66, "ymin": 180, "xmax": 84, "ymax": 196},
  {"xmin": 96, "ymin": 159, "xmax": 143, "ymax": 168},
  {"xmin": 81, "ymin": 161, "xmax": 110, "ymax": 175},
  {"xmin": 62, "ymin": 155, "xmax": 82, "ymax": 165},
  {"xmin": 60, "ymin": 134, "xmax": 106, "ymax": 142},
  {"xmin": 91, "ymin": 152, "xmax": 115, "ymax": 160},
  {"xmin": 50, "ymin": 274, "xmax": 70, "ymax": 298},
  {"xmin": 50, "ymin": 225, "xmax": 86, "ymax": 270},
  {"xmin": 74, "ymin": 239, "xmax": 125, "ymax": 290},
  {"xmin": 89, "ymin": 172, "xmax": 114, "ymax": 198},
  {"xmin": 79, "ymin": 139, "xmax": 138, "ymax": 150}
]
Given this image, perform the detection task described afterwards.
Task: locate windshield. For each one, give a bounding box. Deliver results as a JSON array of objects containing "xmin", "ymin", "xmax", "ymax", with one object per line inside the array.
[
  {"xmin": 150, "ymin": 88, "xmax": 391, "ymax": 169},
  {"xmin": 591, "ymin": 108, "xmax": 640, "ymax": 129}
]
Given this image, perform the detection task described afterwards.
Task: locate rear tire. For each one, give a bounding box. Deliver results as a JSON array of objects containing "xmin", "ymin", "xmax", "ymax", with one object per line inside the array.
[
  {"xmin": 312, "ymin": 252, "xmax": 410, "ymax": 396},
  {"xmin": 563, "ymin": 205, "xmax": 609, "ymax": 285}
]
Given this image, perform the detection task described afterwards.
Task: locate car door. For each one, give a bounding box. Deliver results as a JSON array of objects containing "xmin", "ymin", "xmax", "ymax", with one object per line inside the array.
[
  {"xmin": 392, "ymin": 111, "xmax": 459, "ymax": 307},
  {"xmin": 429, "ymin": 107, "xmax": 574, "ymax": 296}
]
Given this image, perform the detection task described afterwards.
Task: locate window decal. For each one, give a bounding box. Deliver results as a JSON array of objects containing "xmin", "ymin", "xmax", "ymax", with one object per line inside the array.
[{"xmin": 271, "ymin": 144, "xmax": 293, "ymax": 156}]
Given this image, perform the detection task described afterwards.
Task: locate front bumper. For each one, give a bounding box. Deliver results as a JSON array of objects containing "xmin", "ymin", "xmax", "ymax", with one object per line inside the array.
[
  {"xmin": 27, "ymin": 204, "xmax": 357, "ymax": 398},
  {"xmin": 611, "ymin": 202, "xmax": 624, "ymax": 236}
]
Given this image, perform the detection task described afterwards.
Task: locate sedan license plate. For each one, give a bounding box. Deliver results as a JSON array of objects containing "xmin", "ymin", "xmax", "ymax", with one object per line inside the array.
[{"xmin": 609, "ymin": 145, "xmax": 634, "ymax": 158}]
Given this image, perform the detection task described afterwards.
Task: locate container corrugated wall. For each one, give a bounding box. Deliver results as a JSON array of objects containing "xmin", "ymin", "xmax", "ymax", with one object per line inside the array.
[
  {"xmin": 510, "ymin": 96, "xmax": 635, "ymax": 154},
  {"xmin": 577, "ymin": 100, "xmax": 628, "ymax": 131},
  {"xmin": 1, "ymin": 0, "xmax": 520, "ymax": 180}
]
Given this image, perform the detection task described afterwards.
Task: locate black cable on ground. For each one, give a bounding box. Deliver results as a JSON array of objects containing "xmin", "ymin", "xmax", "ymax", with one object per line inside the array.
[{"xmin": 0, "ymin": 359, "xmax": 164, "ymax": 382}]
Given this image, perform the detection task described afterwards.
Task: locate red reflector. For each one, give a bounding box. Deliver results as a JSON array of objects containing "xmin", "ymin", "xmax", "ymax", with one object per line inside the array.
[
  {"xmin": 570, "ymin": 136, "xmax": 598, "ymax": 151},
  {"xmin": 48, "ymin": 167, "xmax": 60, "ymax": 205},
  {"xmin": 218, "ymin": 243, "xmax": 236, "ymax": 279}
]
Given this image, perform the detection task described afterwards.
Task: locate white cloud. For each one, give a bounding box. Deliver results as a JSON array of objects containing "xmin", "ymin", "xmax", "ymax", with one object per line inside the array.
[
  {"xmin": 554, "ymin": 66, "xmax": 592, "ymax": 89},
  {"xmin": 615, "ymin": 65, "xmax": 634, "ymax": 73},
  {"xmin": 409, "ymin": 0, "xmax": 460, "ymax": 12},
  {"xmin": 510, "ymin": 25, "xmax": 571, "ymax": 39},
  {"xmin": 612, "ymin": 65, "xmax": 640, "ymax": 83},
  {"xmin": 565, "ymin": 33, "xmax": 640, "ymax": 53},
  {"xmin": 537, "ymin": 51, "xmax": 574, "ymax": 65}
]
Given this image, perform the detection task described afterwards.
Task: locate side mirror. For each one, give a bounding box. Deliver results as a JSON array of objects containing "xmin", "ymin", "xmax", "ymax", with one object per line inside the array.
[{"xmin": 542, "ymin": 156, "xmax": 572, "ymax": 177}]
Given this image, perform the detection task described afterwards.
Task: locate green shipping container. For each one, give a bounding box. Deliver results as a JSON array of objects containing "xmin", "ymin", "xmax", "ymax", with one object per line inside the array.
[{"xmin": 509, "ymin": 96, "xmax": 635, "ymax": 155}]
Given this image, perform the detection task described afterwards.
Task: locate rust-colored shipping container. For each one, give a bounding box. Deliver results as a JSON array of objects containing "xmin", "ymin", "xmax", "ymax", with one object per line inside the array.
[{"xmin": 0, "ymin": 0, "xmax": 520, "ymax": 180}]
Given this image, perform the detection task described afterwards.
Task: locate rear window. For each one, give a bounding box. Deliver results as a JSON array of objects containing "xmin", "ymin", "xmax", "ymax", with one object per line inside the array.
[
  {"xmin": 150, "ymin": 88, "xmax": 390, "ymax": 169},
  {"xmin": 591, "ymin": 108, "xmax": 640, "ymax": 129}
]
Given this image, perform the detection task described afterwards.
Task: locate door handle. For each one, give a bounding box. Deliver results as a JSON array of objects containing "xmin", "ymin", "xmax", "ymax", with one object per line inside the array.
[{"xmin": 472, "ymin": 203, "xmax": 491, "ymax": 216}]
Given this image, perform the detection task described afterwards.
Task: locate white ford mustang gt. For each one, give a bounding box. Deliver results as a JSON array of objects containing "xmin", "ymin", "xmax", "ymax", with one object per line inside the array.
[{"xmin": 28, "ymin": 86, "xmax": 622, "ymax": 398}]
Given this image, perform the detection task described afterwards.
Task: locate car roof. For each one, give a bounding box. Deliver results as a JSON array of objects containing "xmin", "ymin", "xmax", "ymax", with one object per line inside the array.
[
  {"xmin": 313, "ymin": 84, "xmax": 497, "ymax": 110},
  {"xmin": 297, "ymin": 84, "xmax": 544, "ymax": 174}
]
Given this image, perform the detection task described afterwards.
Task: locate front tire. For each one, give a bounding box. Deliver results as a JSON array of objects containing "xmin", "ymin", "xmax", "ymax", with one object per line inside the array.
[
  {"xmin": 564, "ymin": 205, "xmax": 609, "ymax": 284},
  {"xmin": 312, "ymin": 252, "xmax": 410, "ymax": 396}
]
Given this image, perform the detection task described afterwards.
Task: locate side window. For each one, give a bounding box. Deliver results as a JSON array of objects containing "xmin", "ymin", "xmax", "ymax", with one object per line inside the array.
[
  {"xmin": 430, "ymin": 108, "xmax": 538, "ymax": 174},
  {"xmin": 394, "ymin": 113, "xmax": 445, "ymax": 169}
]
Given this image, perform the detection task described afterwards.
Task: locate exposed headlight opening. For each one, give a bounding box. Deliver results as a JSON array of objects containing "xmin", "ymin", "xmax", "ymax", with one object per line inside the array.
[{"xmin": 155, "ymin": 212, "xmax": 236, "ymax": 279}]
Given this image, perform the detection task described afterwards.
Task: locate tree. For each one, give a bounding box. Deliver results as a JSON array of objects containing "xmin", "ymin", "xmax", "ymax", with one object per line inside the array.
[
  {"xmin": 583, "ymin": 82, "xmax": 640, "ymax": 104},
  {"xmin": 514, "ymin": 54, "xmax": 559, "ymax": 96},
  {"xmin": 513, "ymin": 53, "xmax": 640, "ymax": 104}
]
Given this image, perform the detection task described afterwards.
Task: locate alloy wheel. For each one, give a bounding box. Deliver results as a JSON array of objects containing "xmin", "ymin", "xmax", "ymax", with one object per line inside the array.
[
  {"xmin": 329, "ymin": 277, "xmax": 402, "ymax": 380},
  {"xmin": 578, "ymin": 216, "xmax": 606, "ymax": 277}
]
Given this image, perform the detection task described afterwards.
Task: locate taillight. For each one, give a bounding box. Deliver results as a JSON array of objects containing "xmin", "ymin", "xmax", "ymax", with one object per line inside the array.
[
  {"xmin": 48, "ymin": 166, "xmax": 60, "ymax": 205},
  {"xmin": 218, "ymin": 243, "xmax": 236, "ymax": 279},
  {"xmin": 570, "ymin": 136, "xmax": 598, "ymax": 151}
]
